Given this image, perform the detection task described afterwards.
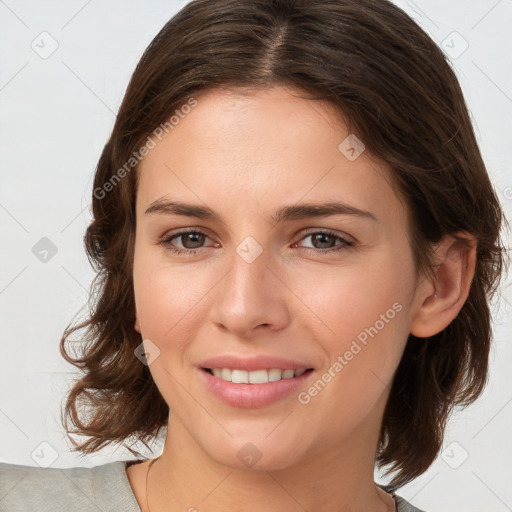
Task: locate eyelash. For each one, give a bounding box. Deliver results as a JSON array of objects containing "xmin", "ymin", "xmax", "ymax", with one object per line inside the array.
[{"xmin": 159, "ymin": 228, "xmax": 355, "ymax": 256}]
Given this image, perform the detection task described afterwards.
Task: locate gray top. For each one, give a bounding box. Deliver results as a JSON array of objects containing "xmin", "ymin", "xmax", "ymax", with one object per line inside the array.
[{"xmin": 0, "ymin": 461, "xmax": 426, "ymax": 511}]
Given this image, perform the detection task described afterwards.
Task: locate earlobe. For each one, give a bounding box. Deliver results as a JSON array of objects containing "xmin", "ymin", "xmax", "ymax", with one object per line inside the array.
[{"xmin": 410, "ymin": 233, "xmax": 477, "ymax": 338}]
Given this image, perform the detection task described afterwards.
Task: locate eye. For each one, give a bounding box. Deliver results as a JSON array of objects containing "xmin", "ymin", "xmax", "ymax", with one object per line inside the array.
[
  {"xmin": 160, "ymin": 229, "xmax": 216, "ymax": 255},
  {"xmin": 160, "ymin": 228, "xmax": 355, "ymax": 256},
  {"xmin": 294, "ymin": 230, "xmax": 355, "ymax": 253}
]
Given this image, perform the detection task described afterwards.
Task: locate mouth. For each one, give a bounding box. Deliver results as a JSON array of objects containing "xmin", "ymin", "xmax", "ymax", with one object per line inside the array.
[
  {"xmin": 199, "ymin": 366, "xmax": 315, "ymax": 408},
  {"xmin": 201, "ymin": 367, "xmax": 314, "ymax": 383},
  {"xmin": 197, "ymin": 354, "xmax": 316, "ymax": 408}
]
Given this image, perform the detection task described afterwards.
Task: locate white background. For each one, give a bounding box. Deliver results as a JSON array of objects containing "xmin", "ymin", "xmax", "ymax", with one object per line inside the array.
[{"xmin": 0, "ymin": 1, "xmax": 510, "ymax": 511}]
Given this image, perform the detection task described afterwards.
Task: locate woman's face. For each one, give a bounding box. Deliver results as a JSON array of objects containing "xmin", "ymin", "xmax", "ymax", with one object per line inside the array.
[{"xmin": 133, "ymin": 85, "xmax": 425, "ymax": 471}]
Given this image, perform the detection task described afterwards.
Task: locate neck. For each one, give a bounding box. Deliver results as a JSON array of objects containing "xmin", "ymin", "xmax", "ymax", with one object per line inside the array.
[{"xmin": 145, "ymin": 414, "xmax": 395, "ymax": 512}]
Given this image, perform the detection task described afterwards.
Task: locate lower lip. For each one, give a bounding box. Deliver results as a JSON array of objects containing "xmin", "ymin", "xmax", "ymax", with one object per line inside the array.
[{"xmin": 199, "ymin": 368, "xmax": 314, "ymax": 408}]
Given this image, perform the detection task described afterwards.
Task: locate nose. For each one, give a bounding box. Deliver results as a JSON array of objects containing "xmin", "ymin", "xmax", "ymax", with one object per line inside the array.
[{"xmin": 210, "ymin": 243, "xmax": 291, "ymax": 338}]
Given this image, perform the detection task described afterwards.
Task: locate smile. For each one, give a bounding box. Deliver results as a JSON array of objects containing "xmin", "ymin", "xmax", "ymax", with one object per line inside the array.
[
  {"xmin": 203, "ymin": 367, "xmax": 309, "ymax": 383},
  {"xmin": 199, "ymin": 367, "xmax": 315, "ymax": 408}
]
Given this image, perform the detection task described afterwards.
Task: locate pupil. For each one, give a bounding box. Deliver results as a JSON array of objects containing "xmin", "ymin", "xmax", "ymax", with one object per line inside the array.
[
  {"xmin": 313, "ymin": 233, "xmax": 334, "ymax": 249},
  {"xmin": 183, "ymin": 232, "xmax": 204, "ymax": 248}
]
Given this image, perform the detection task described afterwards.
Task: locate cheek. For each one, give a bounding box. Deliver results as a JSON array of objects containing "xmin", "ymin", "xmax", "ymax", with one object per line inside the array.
[
  {"xmin": 291, "ymin": 250, "xmax": 415, "ymax": 396},
  {"xmin": 132, "ymin": 253, "xmax": 212, "ymax": 402},
  {"xmin": 290, "ymin": 281, "xmax": 412, "ymax": 443},
  {"xmin": 291, "ymin": 253, "xmax": 414, "ymax": 343},
  {"xmin": 133, "ymin": 246, "xmax": 213, "ymax": 340}
]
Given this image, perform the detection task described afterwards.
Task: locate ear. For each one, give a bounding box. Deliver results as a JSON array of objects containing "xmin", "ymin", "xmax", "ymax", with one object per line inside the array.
[{"xmin": 410, "ymin": 232, "xmax": 477, "ymax": 338}]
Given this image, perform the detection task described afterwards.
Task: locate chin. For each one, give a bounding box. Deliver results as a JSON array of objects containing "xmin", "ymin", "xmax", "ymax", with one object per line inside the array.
[{"xmin": 202, "ymin": 436, "xmax": 307, "ymax": 473}]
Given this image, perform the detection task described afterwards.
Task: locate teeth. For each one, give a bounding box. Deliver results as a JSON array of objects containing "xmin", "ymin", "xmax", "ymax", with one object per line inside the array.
[
  {"xmin": 231, "ymin": 369, "xmax": 249, "ymax": 383},
  {"xmin": 249, "ymin": 369, "xmax": 268, "ymax": 384},
  {"xmin": 208, "ymin": 368, "xmax": 308, "ymax": 383},
  {"xmin": 282, "ymin": 369, "xmax": 295, "ymax": 379},
  {"xmin": 268, "ymin": 368, "xmax": 282, "ymax": 382}
]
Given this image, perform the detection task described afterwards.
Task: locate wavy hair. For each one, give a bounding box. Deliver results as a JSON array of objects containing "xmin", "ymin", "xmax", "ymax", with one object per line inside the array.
[{"xmin": 60, "ymin": 0, "xmax": 507, "ymax": 490}]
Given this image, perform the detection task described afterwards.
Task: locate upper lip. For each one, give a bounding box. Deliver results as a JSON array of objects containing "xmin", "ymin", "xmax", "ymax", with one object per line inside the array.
[{"xmin": 199, "ymin": 355, "xmax": 314, "ymax": 372}]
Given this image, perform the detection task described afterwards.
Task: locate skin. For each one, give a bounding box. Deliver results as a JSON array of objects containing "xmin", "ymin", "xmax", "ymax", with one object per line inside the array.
[{"xmin": 127, "ymin": 85, "xmax": 476, "ymax": 512}]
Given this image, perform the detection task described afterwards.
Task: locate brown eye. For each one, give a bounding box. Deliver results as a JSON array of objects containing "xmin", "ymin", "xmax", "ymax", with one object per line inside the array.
[
  {"xmin": 160, "ymin": 229, "xmax": 213, "ymax": 255},
  {"xmin": 310, "ymin": 233, "xmax": 337, "ymax": 249},
  {"xmin": 176, "ymin": 232, "xmax": 206, "ymax": 249},
  {"xmin": 296, "ymin": 230, "xmax": 355, "ymax": 253}
]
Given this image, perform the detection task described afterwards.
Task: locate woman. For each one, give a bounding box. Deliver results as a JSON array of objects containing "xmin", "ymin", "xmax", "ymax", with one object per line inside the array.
[{"xmin": 0, "ymin": 1, "xmax": 506, "ymax": 511}]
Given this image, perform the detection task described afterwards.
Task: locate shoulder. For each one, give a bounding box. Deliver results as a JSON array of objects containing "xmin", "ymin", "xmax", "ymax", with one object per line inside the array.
[
  {"xmin": 0, "ymin": 460, "xmax": 141, "ymax": 512},
  {"xmin": 395, "ymin": 493, "xmax": 428, "ymax": 512}
]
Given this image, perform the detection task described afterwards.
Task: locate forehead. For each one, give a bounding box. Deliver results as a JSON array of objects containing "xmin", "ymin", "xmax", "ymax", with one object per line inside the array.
[{"xmin": 136, "ymin": 85, "xmax": 404, "ymax": 226}]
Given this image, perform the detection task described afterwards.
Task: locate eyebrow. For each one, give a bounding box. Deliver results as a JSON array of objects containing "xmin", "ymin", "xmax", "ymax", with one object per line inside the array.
[{"xmin": 144, "ymin": 199, "xmax": 378, "ymax": 223}]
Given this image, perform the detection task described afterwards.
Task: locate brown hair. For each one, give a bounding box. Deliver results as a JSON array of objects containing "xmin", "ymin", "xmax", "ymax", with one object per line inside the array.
[{"xmin": 60, "ymin": 0, "xmax": 507, "ymax": 490}]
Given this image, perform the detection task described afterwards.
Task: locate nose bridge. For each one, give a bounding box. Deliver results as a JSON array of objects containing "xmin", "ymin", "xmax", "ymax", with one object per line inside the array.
[
  {"xmin": 227, "ymin": 237, "xmax": 273, "ymax": 308},
  {"xmin": 212, "ymin": 234, "xmax": 289, "ymax": 334}
]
